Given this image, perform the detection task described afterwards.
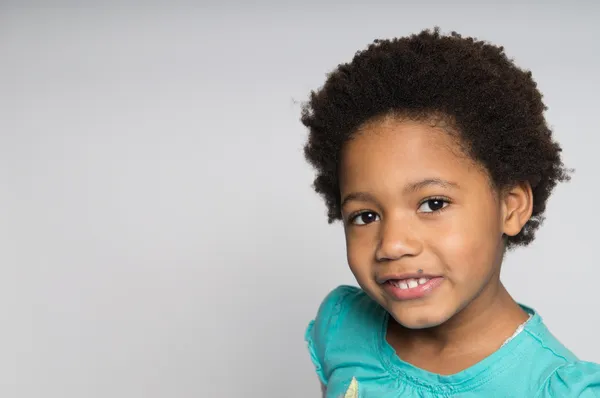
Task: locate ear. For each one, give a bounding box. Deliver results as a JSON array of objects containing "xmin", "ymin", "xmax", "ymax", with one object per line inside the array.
[{"xmin": 501, "ymin": 182, "xmax": 534, "ymax": 237}]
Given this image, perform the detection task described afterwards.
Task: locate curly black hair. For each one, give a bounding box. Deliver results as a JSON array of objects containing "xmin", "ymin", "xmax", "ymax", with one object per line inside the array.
[{"xmin": 301, "ymin": 27, "xmax": 570, "ymax": 248}]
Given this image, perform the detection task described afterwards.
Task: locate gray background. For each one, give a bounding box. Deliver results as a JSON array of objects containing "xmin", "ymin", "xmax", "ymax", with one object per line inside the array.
[{"xmin": 1, "ymin": 1, "xmax": 598, "ymax": 397}]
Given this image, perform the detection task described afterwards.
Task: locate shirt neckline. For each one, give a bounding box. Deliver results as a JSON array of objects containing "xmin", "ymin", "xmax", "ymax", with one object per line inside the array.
[{"xmin": 376, "ymin": 304, "xmax": 541, "ymax": 393}]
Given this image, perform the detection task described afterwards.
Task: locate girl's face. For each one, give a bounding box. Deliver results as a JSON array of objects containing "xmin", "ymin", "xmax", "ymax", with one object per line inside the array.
[{"xmin": 339, "ymin": 118, "xmax": 527, "ymax": 329}]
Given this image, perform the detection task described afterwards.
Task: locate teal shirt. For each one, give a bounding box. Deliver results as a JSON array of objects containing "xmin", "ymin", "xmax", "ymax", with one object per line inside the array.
[{"xmin": 305, "ymin": 285, "xmax": 600, "ymax": 397}]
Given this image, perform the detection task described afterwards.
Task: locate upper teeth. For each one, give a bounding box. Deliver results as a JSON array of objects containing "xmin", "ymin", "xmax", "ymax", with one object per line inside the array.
[{"xmin": 392, "ymin": 278, "xmax": 429, "ymax": 290}]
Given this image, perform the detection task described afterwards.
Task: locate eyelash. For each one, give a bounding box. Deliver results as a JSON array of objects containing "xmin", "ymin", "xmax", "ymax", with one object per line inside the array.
[
  {"xmin": 419, "ymin": 196, "xmax": 451, "ymax": 214},
  {"xmin": 347, "ymin": 196, "xmax": 451, "ymax": 226}
]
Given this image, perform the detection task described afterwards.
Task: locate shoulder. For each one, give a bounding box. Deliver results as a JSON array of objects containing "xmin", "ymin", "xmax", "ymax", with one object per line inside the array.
[
  {"xmin": 535, "ymin": 361, "xmax": 600, "ymax": 397},
  {"xmin": 313, "ymin": 285, "xmax": 363, "ymax": 326},
  {"xmin": 305, "ymin": 285, "xmax": 380, "ymax": 385},
  {"xmin": 520, "ymin": 310, "xmax": 600, "ymax": 396},
  {"xmin": 521, "ymin": 309, "xmax": 579, "ymax": 363},
  {"xmin": 305, "ymin": 285, "xmax": 370, "ymax": 354}
]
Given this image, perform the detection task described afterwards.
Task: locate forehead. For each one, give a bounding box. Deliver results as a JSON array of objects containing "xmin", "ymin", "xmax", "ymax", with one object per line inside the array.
[{"xmin": 339, "ymin": 118, "xmax": 480, "ymax": 190}]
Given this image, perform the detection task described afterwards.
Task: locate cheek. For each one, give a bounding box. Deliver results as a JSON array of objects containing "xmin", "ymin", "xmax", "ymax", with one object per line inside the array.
[
  {"xmin": 345, "ymin": 231, "xmax": 375, "ymax": 276},
  {"xmin": 433, "ymin": 207, "xmax": 502, "ymax": 275}
]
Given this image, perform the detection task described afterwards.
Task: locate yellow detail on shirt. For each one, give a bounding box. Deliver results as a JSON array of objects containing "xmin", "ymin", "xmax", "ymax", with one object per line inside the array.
[{"xmin": 344, "ymin": 377, "xmax": 358, "ymax": 398}]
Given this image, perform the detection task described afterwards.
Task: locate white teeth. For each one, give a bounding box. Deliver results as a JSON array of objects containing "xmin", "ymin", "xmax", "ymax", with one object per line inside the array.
[{"xmin": 391, "ymin": 278, "xmax": 430, "ymax": 290}]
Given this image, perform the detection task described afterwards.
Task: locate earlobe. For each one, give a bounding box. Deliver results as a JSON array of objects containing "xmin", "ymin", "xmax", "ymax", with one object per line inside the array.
[{"xmin": 502, "ymin": 182, "xmax": 534, "ymax": 237}]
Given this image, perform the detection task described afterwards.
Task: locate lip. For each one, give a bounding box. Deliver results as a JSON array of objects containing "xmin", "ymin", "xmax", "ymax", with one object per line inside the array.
[
  {"xmin": 377, "ymin": 273, "xmax": 440, "ymax": 284},
  {"xmin": 381, "ymin": 276, "xmax": 445, "ymax": 301}
]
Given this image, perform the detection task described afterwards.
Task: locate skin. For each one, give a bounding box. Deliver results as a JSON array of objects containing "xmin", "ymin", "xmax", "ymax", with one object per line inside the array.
[{"xmin": 337, "ymin": 116, "xmax": 533, "ymax": 376}]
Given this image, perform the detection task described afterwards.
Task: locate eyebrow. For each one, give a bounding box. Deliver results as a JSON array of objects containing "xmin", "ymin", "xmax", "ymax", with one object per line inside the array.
[
  {"xmin": 341, "ymin": 178, "xmax": 459, "ymax": 208},
  {"xmin": 403, "ymin": 178, "xmax": 459, "ymax": 194},
  {"xmin": 341, "ymin": 192, "xmax": 380, "ymax": 209}
]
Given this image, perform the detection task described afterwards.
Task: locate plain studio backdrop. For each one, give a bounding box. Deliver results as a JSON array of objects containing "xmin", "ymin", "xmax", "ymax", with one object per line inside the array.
[{"xmin": 1, "ymin": 1, "xmax": 599, "ymax": 397}]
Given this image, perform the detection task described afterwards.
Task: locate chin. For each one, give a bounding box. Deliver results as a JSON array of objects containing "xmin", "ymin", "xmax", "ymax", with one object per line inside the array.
[
  {"xmin": 388, "ymin": 304, "xmax": 455, "ymax": 330},
  {"xmin": 394, "ymin": 317, "xmax": 445, "ymax": 330}
]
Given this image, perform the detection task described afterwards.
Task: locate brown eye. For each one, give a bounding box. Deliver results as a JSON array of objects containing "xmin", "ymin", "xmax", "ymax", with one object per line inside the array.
[
  {"xmin": 350, "ymin": 211, "xmax": 380, "ymax": 225},
  {"xmin": 418, "ymin": 198, "xmax": 449, "ymax": 213}
]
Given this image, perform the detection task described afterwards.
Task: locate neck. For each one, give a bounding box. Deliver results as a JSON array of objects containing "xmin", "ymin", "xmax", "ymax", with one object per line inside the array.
[{"xmin": 389, "ymin": 278, "xmax": 529, "ymax": 359}]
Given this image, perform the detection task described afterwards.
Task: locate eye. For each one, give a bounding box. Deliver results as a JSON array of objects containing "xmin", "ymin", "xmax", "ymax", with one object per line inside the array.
[
  {"xmin": 418, "ymin": 198, "xmax": 449, "ymax": 213},
  {"xmin": 349, "ymin": 211, "xmax": 380, "ymax": 226}
]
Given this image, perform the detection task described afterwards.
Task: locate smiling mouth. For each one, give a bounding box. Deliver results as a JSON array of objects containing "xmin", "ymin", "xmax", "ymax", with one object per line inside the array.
[
  {"xmin": 382, "ymin": 277, "xmax": 445, "ymax": 300},
  {"xmin": 389, "ymin": 277, "xmax": 430, "ymax": 290}
]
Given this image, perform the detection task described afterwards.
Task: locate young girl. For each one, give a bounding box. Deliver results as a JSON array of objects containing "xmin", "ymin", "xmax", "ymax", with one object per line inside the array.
[{"xmin": 301, "ymin": 28, "xmax": 600, "ymax": 397}]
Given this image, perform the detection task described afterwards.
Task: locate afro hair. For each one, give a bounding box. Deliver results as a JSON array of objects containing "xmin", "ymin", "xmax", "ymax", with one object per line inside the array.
[{"xmin": 301, "ymin": 27, "xmax": 570, "ymax": 247}]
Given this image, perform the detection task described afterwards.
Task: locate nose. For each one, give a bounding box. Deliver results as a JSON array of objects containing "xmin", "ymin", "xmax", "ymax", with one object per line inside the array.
[{"xmin": 375, "ymin": 218, "xmax": 423, "ymax": 262}]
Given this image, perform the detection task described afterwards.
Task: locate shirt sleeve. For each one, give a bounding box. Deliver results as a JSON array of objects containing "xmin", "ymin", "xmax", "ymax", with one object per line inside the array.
[
  {"xmin": 305, "ymin": 285, "xmax": 359, "ymax": 386},
  {"xmin": 537, "ymin": 361, "xmax": 600, "ymax": 397}
]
